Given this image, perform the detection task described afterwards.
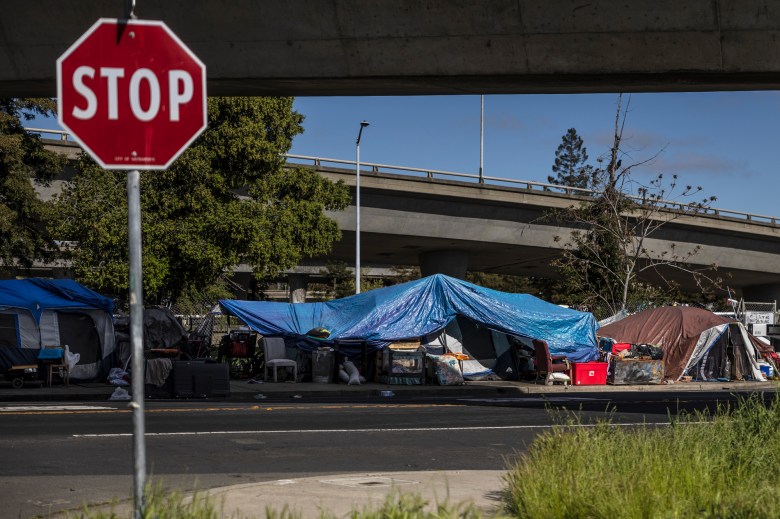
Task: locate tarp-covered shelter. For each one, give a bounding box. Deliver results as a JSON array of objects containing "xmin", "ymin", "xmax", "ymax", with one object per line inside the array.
[
  {"xmin": 598, "ymin": 306, "xmax": 771, "ymax": 381},
  {"xmin": 220, "ymin": 274, "xmax": 599, "ymax": 364},
  {"xmin": 0, "ymin": 279, "xmax": 116, "ymax": 380},
  {"xmin": 114, "ymin": 306, "xmax": 188, "ymax": 367}
]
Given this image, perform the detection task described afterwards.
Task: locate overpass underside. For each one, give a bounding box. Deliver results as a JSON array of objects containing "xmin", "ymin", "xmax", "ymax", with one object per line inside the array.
[
  {"xmin": 5, "ymin": 1, "xmax": 780, "ymax": 97},
  {"xmin": 33, "ymin": 140, "xmax": 780, "ymax": 300},
  {"xmin": 302, "ymin": 166, "xmax": 780, "ymax": 298}
]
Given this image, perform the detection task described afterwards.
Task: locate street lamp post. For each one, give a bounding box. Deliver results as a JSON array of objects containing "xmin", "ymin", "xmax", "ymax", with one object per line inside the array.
[
  {"xmin": 479, "ymin": 95, "xmax": 484, "ymax": 183},
  {"xmin": 355, "ymin": 121, "xmax": 369, "ymax": 294}
]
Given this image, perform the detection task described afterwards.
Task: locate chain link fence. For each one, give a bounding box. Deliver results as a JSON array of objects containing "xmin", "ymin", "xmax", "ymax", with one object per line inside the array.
[
  {"xmin": 168, "ymin": 299, "xmax": 231, "ymax": 352},
  {"xmin": 737, "ymin": 300, "xmax": 778, "ymax": 326}
]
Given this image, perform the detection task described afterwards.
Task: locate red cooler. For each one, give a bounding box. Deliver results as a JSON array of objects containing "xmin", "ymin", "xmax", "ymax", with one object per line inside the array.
[
  {"xmin": 569, "ymin": 362, "xmax": 608, "ymax": 385},
  {"xmin": 612, "ymin": 343, "xmax": 631, "ymax": 354}
]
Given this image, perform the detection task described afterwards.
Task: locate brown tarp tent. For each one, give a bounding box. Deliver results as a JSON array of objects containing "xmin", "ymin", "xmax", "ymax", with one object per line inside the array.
[{"xmin": 598, "ymin": 306, "xmax": 772, "ymax": 381}]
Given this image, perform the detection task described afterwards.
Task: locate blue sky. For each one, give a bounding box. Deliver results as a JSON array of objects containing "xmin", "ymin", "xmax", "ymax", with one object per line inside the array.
[
  {"xmin": 34, "ymin": 91, "xmax": 778, "ymax": 217},
  {"xmin": 289, "ymin": 92, "xmax": 778, "ymax": 218}
]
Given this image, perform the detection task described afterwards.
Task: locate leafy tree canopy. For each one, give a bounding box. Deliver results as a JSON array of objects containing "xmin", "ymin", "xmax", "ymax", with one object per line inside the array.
[
  {"xmin": 0, "ymin": 99, "xmax": 66, "ymax": 271},
  {"xmin": 52, "ymin": 97, "xmax": 350, "ymax": 305}
]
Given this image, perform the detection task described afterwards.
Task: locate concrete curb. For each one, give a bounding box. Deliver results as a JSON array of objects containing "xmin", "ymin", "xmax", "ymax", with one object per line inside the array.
[{"xmin": 2, "ymin": 379, "xmax": 777, "ymax": 403}]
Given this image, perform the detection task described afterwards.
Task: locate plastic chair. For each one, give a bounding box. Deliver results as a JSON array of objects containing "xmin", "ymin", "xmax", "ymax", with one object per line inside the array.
[
  {"xmin": 532, "ymin": 339, "xmax": 569, "ymax": 385},
  {"xmin": 263, "ymin": 337, "xmax": 297, "ymax": 382}
]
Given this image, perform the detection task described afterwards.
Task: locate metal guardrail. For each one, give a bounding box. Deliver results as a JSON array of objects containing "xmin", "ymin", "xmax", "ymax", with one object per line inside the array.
[
  {"xmin": 284, "ymin": 154, "xmax": 779, "ymax": 226},
  {"xmin": 26, "ymin": 127, "xmax": 70, "ymax": 140},
  {"xmin": 25, "ymin": 128, "xmax": 779, "ymax": 226}
]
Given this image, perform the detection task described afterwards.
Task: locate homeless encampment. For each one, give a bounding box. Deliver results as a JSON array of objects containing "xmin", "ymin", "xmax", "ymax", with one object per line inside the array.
[
  {"xmin": 114, "ymin": 306, "xmax": 189, "ymax": 367},
  {"xmin": 598, "ymin": 306, "xmax": 772, "ymax": 381},
  {"xmin": 219, "ymin": 274, "xmax": 599, "ymax": 379},
  {"xmin": 0, "ymin": 278, "xmax": 116, "ymax": 380}
]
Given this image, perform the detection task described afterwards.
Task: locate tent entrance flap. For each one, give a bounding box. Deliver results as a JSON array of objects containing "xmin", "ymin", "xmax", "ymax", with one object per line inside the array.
[
  {"xmin": 0, "ymin": 313, "xmax": 19, "ymax": 349},
  {"xmin": 57, "ymin": 312, "xmax": 101, "ymax": 364}
]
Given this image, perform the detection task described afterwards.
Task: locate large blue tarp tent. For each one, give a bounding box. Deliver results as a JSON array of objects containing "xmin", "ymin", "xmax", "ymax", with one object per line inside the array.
[
  {"xmin": 0, "ymin": 279, "xmax": 116, "ymax": 380},
  {"xmin": 220, "ymin": 274, "xmax": 598, "ymax": 362}
]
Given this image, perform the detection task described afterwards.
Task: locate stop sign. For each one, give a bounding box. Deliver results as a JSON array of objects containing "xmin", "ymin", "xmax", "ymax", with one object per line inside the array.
[{"xmin": 57, "ymin": 19, "xmax": 206, "ymax": 170}]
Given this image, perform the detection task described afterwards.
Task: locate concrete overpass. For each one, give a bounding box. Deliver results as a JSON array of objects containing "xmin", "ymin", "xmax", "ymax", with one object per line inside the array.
[
  {"xmin": 299, "ymin": 158, "xmax": 780, "ymax": 299},
  {"xmin": 5, "ymin": 1, "xmax": 780, "ymax": 97},
  {"xmin": 36, "ymin": 137, "xmax": 780, "ymax": 301}
]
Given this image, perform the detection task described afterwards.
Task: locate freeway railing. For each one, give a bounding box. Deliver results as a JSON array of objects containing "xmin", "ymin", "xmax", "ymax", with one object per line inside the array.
[
  {"xmin": 26, "ymin": 127, "xmax": 70, "ymax": 140},
  {"xmin": 284, "ymin": 154, "xmax": 779, "ymax": 227},
  {"xmin": 25, "ymin": 128, "xmax": 779, "ymax": 227}
]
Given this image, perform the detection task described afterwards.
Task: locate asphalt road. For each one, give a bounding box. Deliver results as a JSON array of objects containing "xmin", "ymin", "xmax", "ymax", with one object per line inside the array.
[{"xmin": 0, "ymin": 390, "xmax": 772, "ymax": 518}]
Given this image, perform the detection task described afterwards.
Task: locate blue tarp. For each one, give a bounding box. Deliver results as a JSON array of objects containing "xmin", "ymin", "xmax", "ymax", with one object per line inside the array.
[
  {"xmin": 220, "ymin": 274, "xmax": 598, "ymax": 361},
  {"xmin": 0, "ymin": 278, "xmax": 115, "ymax": 321}
]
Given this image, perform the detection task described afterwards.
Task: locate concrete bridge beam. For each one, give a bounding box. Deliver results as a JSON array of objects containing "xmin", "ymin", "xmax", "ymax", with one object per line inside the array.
[{"xmin": 6, "ymin": 1, "xmax": 780, "ymax": 97}]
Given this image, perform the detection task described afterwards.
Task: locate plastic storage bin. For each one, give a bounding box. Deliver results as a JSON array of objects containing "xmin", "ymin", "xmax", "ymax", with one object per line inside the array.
[
  {"xmin": 569, "ymin": 362, "xmax": 608, "ymax": 385},
  {"xmin": 312, "ymin": 348, "xmax": 335, "ymax": 383}
]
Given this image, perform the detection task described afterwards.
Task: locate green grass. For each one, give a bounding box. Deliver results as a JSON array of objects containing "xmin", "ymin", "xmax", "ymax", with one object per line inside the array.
[
  {"xmin": 66, "ymin": 483, "xmax": 231, "ymax": 519},
  {"xmin": 503, "ymin": 391, "xmax": 780, "ymax": 518}
]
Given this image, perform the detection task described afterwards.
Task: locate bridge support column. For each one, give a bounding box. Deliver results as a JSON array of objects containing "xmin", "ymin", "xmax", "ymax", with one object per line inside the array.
[
  {"xmin": 288, "ymin": 274, "xmax": 308, "ymax": 303},
  {"xmin": 419, "ymin": 250, "xmax": 469, "ymax": 280}
]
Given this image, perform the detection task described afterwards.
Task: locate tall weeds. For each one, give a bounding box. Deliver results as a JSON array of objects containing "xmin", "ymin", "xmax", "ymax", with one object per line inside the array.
[{"xmin": 503, "ymin": 392, "xmax": 780, "ymax": 518}]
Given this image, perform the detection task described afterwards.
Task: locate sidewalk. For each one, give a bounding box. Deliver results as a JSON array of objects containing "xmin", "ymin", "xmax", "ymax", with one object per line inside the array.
[
  {"xmin": 64, "ymin": 470, "xmax": 507, "ymax": 519},
  {"xmin": 2, "ymin": 376, "xmax": 778, "ymax": 403}
]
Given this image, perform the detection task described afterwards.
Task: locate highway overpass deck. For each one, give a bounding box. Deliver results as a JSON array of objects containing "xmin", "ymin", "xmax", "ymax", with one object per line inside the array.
[{"xmin": 35, "ymin": 136, "xmax": 780, "ymax": 299}]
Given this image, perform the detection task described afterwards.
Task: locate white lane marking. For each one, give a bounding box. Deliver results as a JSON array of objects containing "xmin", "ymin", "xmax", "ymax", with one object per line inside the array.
[
  {"xmin": 0, "ymin": 405, "xmax": 114, "ymax": 412},
  {"xmin": 73, "ymin": 421, "xmax": 693, "ymax": 438}
]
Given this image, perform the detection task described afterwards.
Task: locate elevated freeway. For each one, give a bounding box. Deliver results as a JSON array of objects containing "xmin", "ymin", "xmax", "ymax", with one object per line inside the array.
[
  {"xmin": 36, "ymin": 135, "xmax": 780, "ymax": 301},
  {"xmin": 4, "ymin": 1, "xmax": 780, "ymax": 97}
]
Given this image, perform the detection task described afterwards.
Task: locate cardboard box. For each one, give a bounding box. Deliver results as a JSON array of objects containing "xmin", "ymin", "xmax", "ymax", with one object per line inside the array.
[
  {"xmin": 388, "ymin": 339, "xmax": 421, "ymax": 350},
  {"xmin": 569, "ymin": 362, "xmax": 608, "ymax": 385}
]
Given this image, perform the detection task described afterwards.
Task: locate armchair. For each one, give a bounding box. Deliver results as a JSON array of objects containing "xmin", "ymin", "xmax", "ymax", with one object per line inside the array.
[{"xmin": 532, "ymin": 339, "xmax": 569, "ymax": 385}]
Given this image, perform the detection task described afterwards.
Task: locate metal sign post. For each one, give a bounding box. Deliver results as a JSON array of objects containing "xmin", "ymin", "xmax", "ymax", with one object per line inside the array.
[
  {"xmin": 127, "ymin": 169, "xmax": 147, "ymax": 517},
  {"xmin": 56, "ymin": 7, "xmax": 206, "ymax": 517}
]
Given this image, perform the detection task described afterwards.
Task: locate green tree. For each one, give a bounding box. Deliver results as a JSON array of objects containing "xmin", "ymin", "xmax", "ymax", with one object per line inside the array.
[
  {"xmin": 548, "ymin": 128, "xmax": 594, "ymax": 189},
  {"xmin": 550, "ymin": 95, "xmax": 721, "ymax": 316},
  {"xmin": 52, "ymin": 97, "xmax": 350, "ymax": 304},
  {"xmin": 0, "ymin": 99, "xmax": 66, "ymax": 272}
]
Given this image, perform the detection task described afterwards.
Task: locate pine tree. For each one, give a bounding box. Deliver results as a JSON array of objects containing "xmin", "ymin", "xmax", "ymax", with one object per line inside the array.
[{"xmin": 548, "ymin": 128, "xmax": 594, "ymax": 189}]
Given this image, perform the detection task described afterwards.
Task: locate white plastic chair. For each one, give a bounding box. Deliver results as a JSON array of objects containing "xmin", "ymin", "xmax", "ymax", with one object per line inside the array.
[{"xmin": 263, "ymin": 337, "xmax": 297, "ymax": 382}]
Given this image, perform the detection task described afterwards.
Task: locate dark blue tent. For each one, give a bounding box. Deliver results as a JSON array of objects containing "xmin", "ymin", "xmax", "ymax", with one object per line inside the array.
[
  {"xmin": 0, "ymin": 279, "xmax": 116, "ymax": 379},
  {"xmin": 220, "ymin": 274, "xmax": 598, "ymax": 362}
]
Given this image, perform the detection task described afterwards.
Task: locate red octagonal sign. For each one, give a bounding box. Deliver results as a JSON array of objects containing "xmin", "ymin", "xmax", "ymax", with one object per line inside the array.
[{"xmin": 57, "ymin": 19, "xmax": 207, "ymax": 170}]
